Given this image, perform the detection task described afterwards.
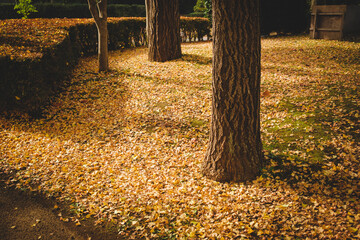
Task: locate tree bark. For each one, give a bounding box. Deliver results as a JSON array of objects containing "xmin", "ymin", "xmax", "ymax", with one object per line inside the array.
[
  {"xmin": 202, "ymin": 0, "xmax": 263, "ymax": 182},
  {"xmin": 145, "ymin": 0, "xmax": 182, "ymax": 62},
  {"xmin": 311, "ymin": 0, "xmax": 317, "ymax": 11},
  {"xmin": 88, "ymin": 0, "xmax": 109, "ymax": 72}
]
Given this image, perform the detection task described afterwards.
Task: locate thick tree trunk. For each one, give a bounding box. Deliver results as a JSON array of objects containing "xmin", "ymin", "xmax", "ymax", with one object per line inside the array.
[
  {"xmin": 88, "ymin": 0, "xmax": 109, "ymax": 72},
  {"xmin": 145, "ymin": 0, "xmax": 181, "ymax": 62},
  {"xmin": 202, "ymin": 0, "xmax": 263, "ymax": 182}
]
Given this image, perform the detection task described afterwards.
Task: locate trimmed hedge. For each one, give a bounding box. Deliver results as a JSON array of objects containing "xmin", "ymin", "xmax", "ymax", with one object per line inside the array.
[
  {"xmin": 71, "ymin": 18, "xmax": 147, "ymax": 56},
  {"xmin": 31, "ymin": 0, "xmax": 145, "ymax": 4},
  {"xmin": 187, "ymin": 12, "xmax": 206, "ymax": 18},
  {"xmin": 29, "ymin": 0, "xmax": 197, "ymax": 14},
  {"xmin": 180, "ymin": 17, "xmax": 211, "ymax": 42},
  {"xmin": 0, "ymin": 36, "xmax": 78, "ymax": 114},
  {"xmin": 0, "ymin": 17, "xmax": 210, "ymax": 114},
  {"xmin": 0, "ymin": 3, "xmax": 145, "ymax": 19}
]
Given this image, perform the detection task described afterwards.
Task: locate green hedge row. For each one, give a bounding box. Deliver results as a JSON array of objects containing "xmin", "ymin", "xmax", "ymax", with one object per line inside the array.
[
  {"xmin": 71, "ymin": 18, "xmax": 147, "ymax": 55},
  {"xmin": 27, "ymin": 0, "xmax": 197, "ymax": 15},
  {"xmin": 180, "ymin": 17, "xmax": 211, "ymax": 42},
  {"xmin": 0, "ymin": 36, "xmax": 79, "ymax": 115},
  {"xmin": 0, "ymin": 3, "xmax": 145, "ymax": 19},
  {"xmin": 0, "ymin": 17, "xmax": 210, "ymax": 114},
  {"xmin": 31, "ymin": 0, "xmax": 145, "ymax": 4}
]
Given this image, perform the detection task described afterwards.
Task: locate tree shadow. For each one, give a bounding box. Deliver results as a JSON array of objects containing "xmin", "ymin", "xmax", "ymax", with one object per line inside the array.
[
  {"xmin": 0, "ymin": 65, "xmax": 128, "ymax": 141},
  {"xmin": 181, "ymin": 54, "xmax": 212, "ymax": 65},
  {"xmin": 260, "ymin": 39, "xmax": 360, "ymax": 202},
  {"xmin": 260, "ymin": 95, "xmax": 360, "ymax": 200},
  {"xmin": 0, "ymin": 63, "xmax": 208, "ymax": 147},
  {"xmin": 262, "ymin": 152, "xmax": 360, "ymax": 201}
]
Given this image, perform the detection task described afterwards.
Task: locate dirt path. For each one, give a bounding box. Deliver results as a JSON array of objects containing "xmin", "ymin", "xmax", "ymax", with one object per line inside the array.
[{"xmin": 0, "ymin": 182, "xmax": 121, "ymax": 240}]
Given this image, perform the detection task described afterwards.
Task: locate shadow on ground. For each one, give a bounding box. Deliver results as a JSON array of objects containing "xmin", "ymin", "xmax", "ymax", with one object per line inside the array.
[{"xmin": 0, "ymin": 174, "xmax": 123, "ymax": 240}]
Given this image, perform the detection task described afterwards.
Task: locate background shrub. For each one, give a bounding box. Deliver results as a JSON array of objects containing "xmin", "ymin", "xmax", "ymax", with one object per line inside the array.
[
  {"xmin": 14, "ymin": 0, "xmax": 38, "ymax": 19},
  {"xmin": 0, "ymin": 36, "xmax": 78, "ymax": 114},
  {"xmin": 180, "ymin": 17, "xmax": 210, "ymax": 42}
]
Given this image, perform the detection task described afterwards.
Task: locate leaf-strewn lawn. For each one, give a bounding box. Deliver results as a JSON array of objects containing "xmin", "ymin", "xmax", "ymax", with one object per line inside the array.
[{"xmin": 1, "ymin": 36, "xmax": 359, "ymax": 239}]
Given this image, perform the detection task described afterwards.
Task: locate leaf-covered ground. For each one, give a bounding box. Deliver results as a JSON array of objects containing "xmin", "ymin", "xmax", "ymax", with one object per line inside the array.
[{"xmin": 1, "ymin": 36, "xmax": 359, "ymax": 239}]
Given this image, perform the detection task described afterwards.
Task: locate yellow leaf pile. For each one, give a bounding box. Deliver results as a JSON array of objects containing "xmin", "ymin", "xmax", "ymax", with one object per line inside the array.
[{"xmin": 1, "ymin": 36, "xmax": 359, "ymax": 239}]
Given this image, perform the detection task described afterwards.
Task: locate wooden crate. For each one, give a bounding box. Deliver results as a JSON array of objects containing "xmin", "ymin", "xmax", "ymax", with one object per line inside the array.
[{"xmin": 310, "ymin": 5, "xmax": 360, "ymax": 40}]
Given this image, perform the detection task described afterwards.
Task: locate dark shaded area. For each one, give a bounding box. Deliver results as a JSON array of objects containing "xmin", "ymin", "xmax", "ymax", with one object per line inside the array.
[
  {"xmin": 0, "ymin": 187, "xmax": 86, "ymax": 240},
  {"xmin": 30, "ymin": 0, "xmax": 197, "ymax": 14},
  {"xmin": 182, "ymin": 53, "xmax": 212, "ymax": 65},
  {"xmin": 263, "ymin": 153, "xmax": 360, "ymax": 201},
  {"xmin": 0, "ymin": 4, "xmax": 146, "ymax": 19},
  {"xmin": 0, "ymin": 36, "xmax": 80, "ymax": 116},
  {"xmin": 26, "ymin": 0, "xmax": 146, "ymax": 4},
  {"xmin": 0, "ymin": 174, "xmax": 124, "ymax": 240},
  {"xmin": 179, "ymin": 0, "xmax": 198, "ymax": 15},
  {"xmin": 260, "ymin": 0, "xmax": 310, "ymax": 34},
  {"xmin": 317, "ymin": 0, "xmax": 360, "ymax": 4},
  {"xmin": 0, "ymin": 0, "xmax": 197, "ymax": 19}
]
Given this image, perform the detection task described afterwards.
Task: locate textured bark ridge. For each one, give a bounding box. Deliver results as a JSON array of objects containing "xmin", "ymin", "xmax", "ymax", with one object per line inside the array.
[
  {"xmin": 202, "ymin": 0, "xmax": 263, "ymax": 182},
  {"xmin": 88, "ymin": 0, "xmax": 108, "ymax": 72},
  {"xmin": 145, "ymin": 0, "xmax": 182, "ymax": 62}
]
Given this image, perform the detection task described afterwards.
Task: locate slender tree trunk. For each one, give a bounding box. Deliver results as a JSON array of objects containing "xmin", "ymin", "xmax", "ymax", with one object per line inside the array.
[
  {"xmin": 145, "ymin": 0, "xmax": 181, "ymax": 62},
  {"xmin": 97, "ymin": 18, "xmax": 108, "ymax": 71},
  {"xmin": 311, "ymin": 0, "xmax": 317, "ymax": 11},
  {"xmin": 88, "ymin": 0, "xmax": 109, "ymax": 72},
  {"xmin": 202, "ymin": 0, "xmax": 263, "ymax": 182}
]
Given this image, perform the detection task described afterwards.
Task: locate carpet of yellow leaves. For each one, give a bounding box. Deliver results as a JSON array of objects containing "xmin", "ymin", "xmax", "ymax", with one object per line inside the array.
[{"xmin": 1, "ymin": 36, "xmax": 359, "ymax": 239}]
